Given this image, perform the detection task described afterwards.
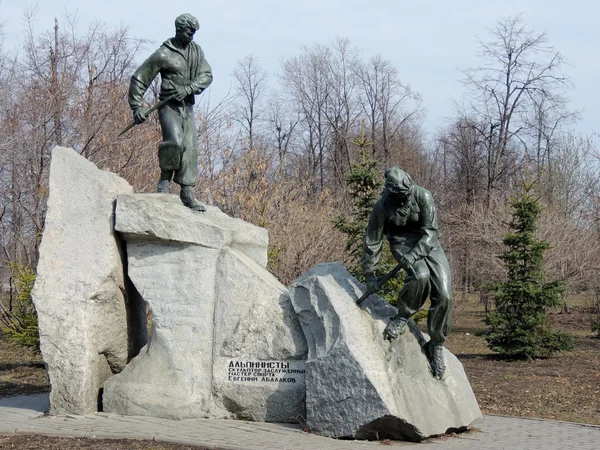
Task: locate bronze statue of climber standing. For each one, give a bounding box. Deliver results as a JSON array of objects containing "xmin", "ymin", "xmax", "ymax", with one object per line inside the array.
[{"xmin": 128, "ymin": 13, "xmax": 213, "ymax": 211}]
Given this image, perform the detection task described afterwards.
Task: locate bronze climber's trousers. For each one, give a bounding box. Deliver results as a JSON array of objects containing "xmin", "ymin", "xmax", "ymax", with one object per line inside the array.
[
  {"xmin": 391, "ymin": 244, "xmax": 453, "ymax": 345},
  {"xmin": 158, "ymin": 100, "xmax": 198, "ymax": 187}
]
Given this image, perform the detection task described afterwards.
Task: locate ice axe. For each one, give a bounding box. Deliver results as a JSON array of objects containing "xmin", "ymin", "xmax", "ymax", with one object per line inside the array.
[
  {"xmin": 356, "ymin": 261, "xmax": 404, "ymax": 305},
  {"xmin": 117, "ymin": 95, "xmax": 175, "ymax": 137}
]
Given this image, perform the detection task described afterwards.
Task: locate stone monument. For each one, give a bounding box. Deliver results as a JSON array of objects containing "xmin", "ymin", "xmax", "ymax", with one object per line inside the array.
[
  {"xmin": 33, "ymin": 148, "xmax": 482, "ymax": 441},
  {"xmin": 33, "ymin": 147, "xmax": 307, "ymax": 421}
]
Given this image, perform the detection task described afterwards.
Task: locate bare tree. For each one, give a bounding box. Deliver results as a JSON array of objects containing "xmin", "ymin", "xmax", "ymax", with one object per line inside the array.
[
  {"xmin": 433, "ymin": 117, "xmax": 488, "ymax": 296},
  {"xmin": 321, "ymin": 38, "xmax": 361, "ymax": 188},
  {"xmin": 357, "ymin": 54, "xmax": 421, "ymax": 167},
  {"xmin": 0, "ymin": 11, "xmax": 146, "ymax": 268},
  {"xmin": 545, "ymin": 134, "xmax": 599, "ymax": 221},
  {"xmin": 524, "ymin": 90, "xmax": 578, "ymax": 186},
  {"xmin": 440, "ymin": 117, "xmax": 489, "ymax": 207},
  {"xmin": 462, "ymin": 14, "xmax": 572, "ymax": 206},
  {"xmin": 233, "ymin": 55, "xmax": 268, "ymax": 152},
  {"xmin": 267, "ymin": 93, "xmax": 299, "ymax": 177},
  {"xmin": 195, "ymin": 92, "xmax": 240, "ymax": 205},
  {"xmin": 280, "ymin": 44, "xmax": 334, "ymax": 192}
]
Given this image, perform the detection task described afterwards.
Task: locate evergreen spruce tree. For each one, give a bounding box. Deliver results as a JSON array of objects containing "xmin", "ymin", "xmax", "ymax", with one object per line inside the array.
[
  {"xmin": 333, "ymin": 130, "xmax": 404, "ymax": 305},
  {"xmin": 485, "ymin": 189, "xmax": 574, "ymax": 359},
  {"xmin": 0, "ymin": 263, "xmax": 40, "ymax": 352}
]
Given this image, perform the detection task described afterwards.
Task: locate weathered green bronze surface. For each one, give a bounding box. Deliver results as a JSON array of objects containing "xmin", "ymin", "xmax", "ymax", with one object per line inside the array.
[
  {"xmin": 360, "ymin": 167, "xmax": 452, "ymax": 379},
  {"xmin": 128, "ymin": 13, "xmax": 213, "ymax": 211}
]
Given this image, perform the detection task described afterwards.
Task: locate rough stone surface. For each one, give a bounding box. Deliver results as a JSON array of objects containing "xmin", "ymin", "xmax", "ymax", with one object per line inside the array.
[
  {"xmin": 31, "ymin": 146, "xmax": 133, "ymax": 415},
  {"xmin": 114, "ymin": 194, "xmax": 268, "ymax": 267},
  {"xmin": 290, "ymin": 262, "xmax": 482, "ymax": 441},
  {"xmin": 212, "ymin": 247, "xmax": 307, "ymax": 422},
  {"xmin": 103, "ymin": 194, "xmax": 307, "ymax": 421}
]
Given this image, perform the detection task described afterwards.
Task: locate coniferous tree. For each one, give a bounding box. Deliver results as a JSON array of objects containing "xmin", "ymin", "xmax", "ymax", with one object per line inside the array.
[{"xmin": 485, "ymin": 189, "xmax": 574, "ymax": 358}]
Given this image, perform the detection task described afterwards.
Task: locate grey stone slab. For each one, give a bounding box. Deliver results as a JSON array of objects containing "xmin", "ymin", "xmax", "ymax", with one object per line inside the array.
[
  {"xmin": 114, "ymin": 194, "xmax": 269, "ymax": 267},
  {"xmin": 32, "ymin": 147, "xmax": 133, "ymax": 415},
  {"xmin": 103, "ymin": 194, "xmax": 307, "ymax": 422},
  {"xmin": 289, "ymin": 262, "xmax": 482, "ymax": 441}
]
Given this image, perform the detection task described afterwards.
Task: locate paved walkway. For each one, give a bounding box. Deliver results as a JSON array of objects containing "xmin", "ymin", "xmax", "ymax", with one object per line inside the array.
[{"xmin": 1, "ymin": 394, "xmax": 598, "ymax": 449}]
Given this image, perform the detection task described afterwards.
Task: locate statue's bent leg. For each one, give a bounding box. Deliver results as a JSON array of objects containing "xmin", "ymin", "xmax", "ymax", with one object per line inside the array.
[
  {"xmin": 384, "ymin": 260, "xmax": 430, "ymax": 341},
  {"xmin": 174, "ymin": 104, "xmax": 198, "ymax": 187},
  {"xmin": 396, "ymin": 260, "xmax": 431, "ymax": 318},
  {"xmin": 426, "ymin": 252, "xmax": 452, "ymax": 346},
  {"xmin": 424, "ymin": 249, "xmax": 453, "ymax": 379},
  {"xmin": 176, "ymin": 104, "xmax": 205, "ymax": 211}
]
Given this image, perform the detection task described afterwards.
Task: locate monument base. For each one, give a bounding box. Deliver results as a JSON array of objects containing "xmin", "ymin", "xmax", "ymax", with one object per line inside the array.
[
  {"xmin": 290, "ymin": 262, "xmax": 482, "ymax": 441},
  {"xmin": 34, "ymin": 147, "xmax": 481, "ymax": 441},
  {"xmin": 102, "ymin": 194, "xmax": 308, "ymax": 422}
]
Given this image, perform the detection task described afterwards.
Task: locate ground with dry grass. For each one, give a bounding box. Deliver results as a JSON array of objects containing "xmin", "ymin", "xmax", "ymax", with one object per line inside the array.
[
  {"xmin": 0, "ymin": 295, "xmax": 598, "ymax": 449},
  {"xmin": 446, "ymin": 296, "xmax": 600, "ymax": 425},
  {"xmin": 0, "ymin": 339, "xmax": 47, "ymax": 397}
]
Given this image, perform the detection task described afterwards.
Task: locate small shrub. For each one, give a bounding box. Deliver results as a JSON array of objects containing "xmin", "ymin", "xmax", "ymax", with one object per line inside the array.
[{"xmin": 0, "ymin": 262, "xmax": 40, "ymax": 352}]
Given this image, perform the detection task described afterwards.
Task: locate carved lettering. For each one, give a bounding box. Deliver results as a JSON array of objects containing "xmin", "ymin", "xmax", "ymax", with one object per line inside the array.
[{"xmin": 226, "ymin": 360, "xmax": 305, "ymax": 384}]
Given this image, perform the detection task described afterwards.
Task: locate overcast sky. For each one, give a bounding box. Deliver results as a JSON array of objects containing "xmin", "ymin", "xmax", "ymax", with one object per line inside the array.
[{"xmin": 2, "ymin": 0, "xmax": 598, "ymax": 143}]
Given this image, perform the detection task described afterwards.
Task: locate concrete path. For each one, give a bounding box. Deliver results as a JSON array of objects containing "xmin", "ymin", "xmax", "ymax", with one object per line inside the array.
[{"xmin": 1, "ymin": 394, "xmax": 598, "ymax": 450}]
